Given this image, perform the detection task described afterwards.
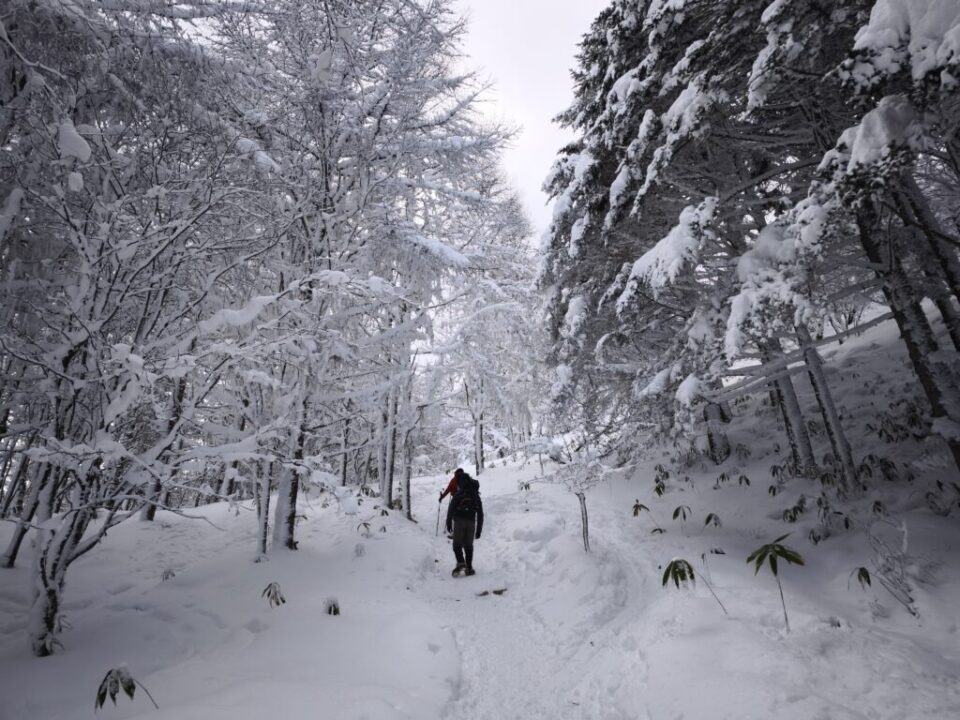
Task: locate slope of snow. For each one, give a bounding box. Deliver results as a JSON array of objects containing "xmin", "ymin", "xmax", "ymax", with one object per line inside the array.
[{"xmin": 1, "ymin": 317, "xmax": 960, "ymax": 719}]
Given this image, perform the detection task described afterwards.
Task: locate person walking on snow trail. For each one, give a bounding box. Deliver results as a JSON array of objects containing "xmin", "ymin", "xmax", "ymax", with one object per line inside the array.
[
  {"xmin": 446, "ymin": 473, "xmax": 483, "ymax": 577},
  {"xmin": 438, "ymin": 468, "xmax": 464, "ymax": 538},
  {"xmin": 439, "ymin": 468, "xmax": 463, "ymax": 503}
]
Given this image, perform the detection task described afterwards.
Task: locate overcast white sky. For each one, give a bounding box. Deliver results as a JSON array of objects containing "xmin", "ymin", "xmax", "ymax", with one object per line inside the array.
[{"xmin": 453, "ymin": 0, "xmax": 608, "ymax": 242}]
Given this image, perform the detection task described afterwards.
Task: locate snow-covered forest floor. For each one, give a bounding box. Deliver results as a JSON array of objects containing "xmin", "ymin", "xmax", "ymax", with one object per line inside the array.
[{"xmin": 2, "ymin": 315, "xmax": 959, "ymax": 720}]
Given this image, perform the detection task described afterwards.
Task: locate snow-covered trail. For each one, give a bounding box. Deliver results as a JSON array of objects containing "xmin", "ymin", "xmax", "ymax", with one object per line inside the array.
[
  {"xmin": 410, "ymin": 459, "xmax": 960, "ymax": 720},
  {"xmin": 412, "ymin": 464, "xmax": 657, "ymax": 719},
  {"xmin": 1, "ymin": 450, "xmax": 958, "ymax": 719}
]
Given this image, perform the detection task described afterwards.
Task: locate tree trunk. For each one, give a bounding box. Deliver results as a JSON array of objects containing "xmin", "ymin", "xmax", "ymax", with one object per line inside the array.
[
  {"xmin": 475, "ymin": 415, "xmax": 484, "ymax": 477},
  {"xmin": 857, "ymin": 208, "xmax": 960, "ymax": 472},
  {"xmin": 141, "ymin": 476, "xmax": 163, "ymax": 521},
  {"xmin": 28, "ymin": 469, "xmax": 95, "ymax": 656},
  {"xmin": 576, "ymin": 491, "xmax": 590, "ymax": 552},
  {"xmin": 0, "ymin": 443, "xmax": 13, "ymax": 512},
  {"xmin": 704, "ymin": 402, "xmax": 731, "ymax": 464},
  {"xmin": 256, "ymin": 462, "xmax": 271, "ymax": 559},
  {"xmin": 359, "ymin": 448, "xmax": 372, "ymax": 491},
  {"xmin": 340, "ymin": 417, "xmax": 350, "ymax": 486},
  {"xmin": 2, "ymin": 464, "xmax": 51, "ymax": 568},
  {"xmin": 0, "ymin": 451, "xmax": 31, "ymax": 519},
  {"xmin": 141, "ymin": 374, "xmax": 189, "ymax": 521},
  {"xmin": 273, "ymin": 406, "xmax": 306, "ymax": 551},
  {"xmin": 894, "ymin": 186, "xmax": 960, "ymax": 351},
  {"xmin": 796, "ymin": 325, "xmax": 858, "ymax": 493},
  {"xmin": 477, "ymin": 377, "xmax": 486, "ymax": 475},
  {"xmin": 898, "ymin": 178, "xmax": 960, "ymax": 300},
  {"xmin": 762, "ymin": 341, "xmax": 816, "ymax": 475},
  {"xmin": 386, "ymin": 388, "xmax": 399, "ymax": 505},
  {"xmin": 465, "ymin": 380, "xmax": 484, "ymax": 477},
  {"xmin": 402, "ymin": 427, "xmax": 414, "ymax": 521},
  {"xmin": 225, "ymin": 465, "xmax": 237, "ymax": 498},
  {"xmin": 378, "ymin": 395, "xmax": 391, "ymax": 503}
]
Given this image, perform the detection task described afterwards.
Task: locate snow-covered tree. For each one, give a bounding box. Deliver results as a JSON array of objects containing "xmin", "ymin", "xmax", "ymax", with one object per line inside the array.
[
  {"xmin": 0, "ymin": 0, "xmax": 531, "ymax": 654},
  {"xmin": 543, "ymin": 0, "xmax": 960, "ymax": 482}
]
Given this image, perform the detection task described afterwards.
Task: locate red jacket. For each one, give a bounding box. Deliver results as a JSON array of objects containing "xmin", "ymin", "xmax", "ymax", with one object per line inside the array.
[{"xmin": 439, "ymin": 473, "xmax": 460, "ymax": 501}]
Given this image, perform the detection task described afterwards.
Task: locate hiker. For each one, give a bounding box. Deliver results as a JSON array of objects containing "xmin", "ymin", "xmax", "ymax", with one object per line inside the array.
[
  {"xmin": 439, "ymin": 467, "xmax": 464, "ymax": 503},
  {"xmin": 446, "ymin": 473, "xmax": 483, "ymax": 576}
]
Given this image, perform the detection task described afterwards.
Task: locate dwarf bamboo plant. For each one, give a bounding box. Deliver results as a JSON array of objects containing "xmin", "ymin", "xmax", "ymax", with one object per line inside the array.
[
  {"xmin": 662, "ymin": 558, "xmax": 727, "ymax": 615},
  {"xmin": 95, "ymin": 665, "xmax": 158, "ymax": 711},
  {"xmin": 747, "ymin": 534, "xmax": 804, "ymax": 632}
]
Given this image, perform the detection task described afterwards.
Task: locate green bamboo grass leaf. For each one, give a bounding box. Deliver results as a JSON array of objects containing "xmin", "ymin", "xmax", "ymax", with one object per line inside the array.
[
  {"xmin": 746, "ymin": 535, "xmax": 806, "ymax": 632},
  {"xmin": 662, "ymin": 559, "xmax": 695, "ymax": 588}
]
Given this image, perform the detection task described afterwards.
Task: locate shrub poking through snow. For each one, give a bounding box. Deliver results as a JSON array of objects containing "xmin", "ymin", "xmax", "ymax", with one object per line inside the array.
[
  {"xmin": 663, "ymin": 558, "xmax": 728, "ymax": 614},
  {"xmin": 632, "ymin": 500, "xmax": 650, "ymax": 516},
  {"xmin": 850, "ymin": 567, "xmax": 872, "ymax": 591},
  {"xmin": 325, "ymin": 597, "xmax": 340, "ymax": 616},
  {"xmin": 747, "ymin": 534, "xmax": 805, "ymax": 632},
  {"xmin": 654, "ymin": 464, "xmax": 669, "ymax": 496},
  {"xmin": 662, "ymin": 558, "xmax": 696, "ymax": 588},
  {"xmin": 672, "ymin": 505, "xmax": 691, "ymax": 522},
  {"xmin": 95, "ymin": 665, "xmax": 158, "ymax": 711},
  {"xmin": 925, "ymin": 480, "xmax": 960, "ymax": 516},
  {"xmin": 704, "ymin": 513, "xmax": 721, "ymax": 528},
  {"xmin": 262, "ymin": 582, "xmax": 286, "ymax": 608},
  {"xmin": 161, "ymin": 569, "xmax": 175, "ymax": 582},
  {"xmin": 782, "ymin": 495, "xmax": 807, "ymax": 523}
]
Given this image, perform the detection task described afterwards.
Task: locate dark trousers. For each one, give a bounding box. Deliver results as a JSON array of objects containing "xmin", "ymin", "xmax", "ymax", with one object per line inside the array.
[{"xmin": 452, "ymin": 518, "xmax": 476, "ymax": 568}]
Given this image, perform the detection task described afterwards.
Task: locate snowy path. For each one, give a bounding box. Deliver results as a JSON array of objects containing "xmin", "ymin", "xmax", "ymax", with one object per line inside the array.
[
  {"xmin": 1, "ymin": 455, "xmax": 958, "ymax": 720},
  {"xmin": 410, "ymin": 462, "xmax": 960, "ymax": 720},
  {"xmin": 413, "ymin": 466, "xmax": 656, "ymax": 720}
]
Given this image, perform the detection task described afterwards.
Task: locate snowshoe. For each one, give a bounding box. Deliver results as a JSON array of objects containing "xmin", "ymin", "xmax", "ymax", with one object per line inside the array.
[{"xmin": 452, "ymin": 563, "xmax": 465, "ymax": 577}]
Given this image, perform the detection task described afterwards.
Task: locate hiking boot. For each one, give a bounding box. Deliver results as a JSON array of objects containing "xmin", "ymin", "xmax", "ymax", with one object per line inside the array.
[
  {"xmin": 452, "ymin": 563, "xmax": 465, "ymax": 577},
  {"xmin": 464, "ymin": 567, "xmax": 475, "ymax": 576}
]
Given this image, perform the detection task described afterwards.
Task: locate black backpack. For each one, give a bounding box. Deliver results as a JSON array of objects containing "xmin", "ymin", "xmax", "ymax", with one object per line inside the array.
[{"xmin": 453, "ymin": 478, "xmax": 480, "ymax": 519}]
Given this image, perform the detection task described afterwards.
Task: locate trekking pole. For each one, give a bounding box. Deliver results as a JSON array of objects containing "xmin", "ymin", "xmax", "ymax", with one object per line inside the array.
[{"xmin": 435, "ymin": 500, "xmax": 441, "ymax": 536}]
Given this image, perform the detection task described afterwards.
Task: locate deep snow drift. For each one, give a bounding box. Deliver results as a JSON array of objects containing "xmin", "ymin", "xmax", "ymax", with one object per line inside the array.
[{"xmin": 1, "ymin": 315, "xmax": 959, "ymax": 720}]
